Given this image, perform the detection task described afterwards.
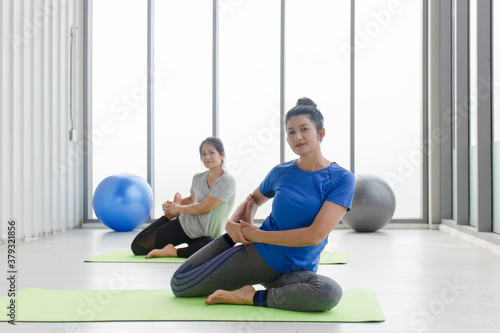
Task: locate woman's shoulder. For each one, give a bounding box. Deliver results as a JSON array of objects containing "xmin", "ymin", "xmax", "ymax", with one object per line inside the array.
[
  {"xmin": 262, "ymin": 160, "xmax": 296, "ymax": 180},
  {"xmin": 219, "ymin": 171, "xmax": 236, "ymax": 184},
  {"xmin": 328, "ymin": 162, "xmax": 353, "ymax": 174},
  {"xmin": 281, "ymin": 160, "xmax": 297, "ymax": 167},
  {"xmin": 327, "ymin": 163, "xmax": 355, "ymax": 185},
  {"xmin": 192, "ymin": 170, "xmax": 209, "ymax": 181},
  {"xmin": 212, "ymin": 172, "xmax": 236, "ymax": 193},
  {"xmin": 272, "ymin": 160, "xmax": 296, "ymax": 172}
]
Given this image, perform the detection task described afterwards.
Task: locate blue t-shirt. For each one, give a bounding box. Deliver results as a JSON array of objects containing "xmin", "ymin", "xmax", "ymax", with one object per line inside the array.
[{"xmin": 254, "ymin": 160, "xmax": 355, "ymax": 274}]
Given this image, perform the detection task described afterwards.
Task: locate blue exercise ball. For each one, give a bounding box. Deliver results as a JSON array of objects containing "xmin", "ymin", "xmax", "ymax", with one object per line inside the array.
[
  {"xmin": 93, "ymin": 174, "xmax": 153, "ymax": 232},
  {"xmin": 341, "ymin": 174, "xmax": 396, "ymax": 232}
]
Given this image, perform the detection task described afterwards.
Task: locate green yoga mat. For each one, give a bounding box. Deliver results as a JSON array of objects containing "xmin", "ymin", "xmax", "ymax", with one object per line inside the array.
[
  {"xmin": 0, "ymin": 288, "xmax": 384, "ymax": 322},
  {"xmin": 84, "ymin": 249, "xmax": 349, "ymax": 264}
]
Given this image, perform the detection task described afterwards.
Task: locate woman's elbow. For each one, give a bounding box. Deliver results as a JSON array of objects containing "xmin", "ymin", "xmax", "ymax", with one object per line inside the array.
[
  {"xmin": 308, "ymin": 237, "xmax": 324, "ymax": 247},
  {"xmin": 304, "ymin": 231, "xmax": 327, "ymax": 247}
]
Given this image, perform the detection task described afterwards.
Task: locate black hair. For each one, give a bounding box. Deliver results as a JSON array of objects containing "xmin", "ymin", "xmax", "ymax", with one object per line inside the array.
[
  {"xmin": 285, "ymin": 97, "xmax": 324, "ymax": 132},
  {"xmin": 199, "ymin": 137, "xmax": 225, "ymax": 164}
]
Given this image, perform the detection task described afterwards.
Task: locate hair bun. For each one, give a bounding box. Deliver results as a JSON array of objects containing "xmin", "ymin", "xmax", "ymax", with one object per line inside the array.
[{"xmin": 296, "ymin": 97, "xmax": 317, "ymax": 108}]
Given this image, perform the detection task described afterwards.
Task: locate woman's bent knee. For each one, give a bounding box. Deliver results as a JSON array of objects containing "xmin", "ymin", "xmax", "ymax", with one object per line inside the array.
[
  {"xmin": 170, "ymin": 264, "xmax": 203, "ymax": 298},
  {"xmin": 170, "ymin": 267, "xmax": 186, "ymax": 297},
  {"xmin": 131, "ymin": 242, "xmax": 148, "ymax": 255},
  {"xmin": 170, "ymin": 276, "xmax": 208, "ymax": 298},
  {"xmin": 317, "ymin": 276, "xmax": 343, "ymax": 311}
]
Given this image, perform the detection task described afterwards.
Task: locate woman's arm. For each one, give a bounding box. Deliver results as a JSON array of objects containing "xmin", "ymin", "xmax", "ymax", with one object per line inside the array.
[
  {"xmin": 166, "ymin": 195, "xmax": 223, "ymax": 216},
  {"xmin": 224, "ymin": 187, "xmax": 271, "ymax": 244},
  {"xmin": 228, "ymin": 195, "xmax": 252, "ymax": 223},
  {"xmin": 249, "ymin": 187, "xmax": 270, "ymax": 206},
  {"xmin": 180, "ymin": 194, "xmax": 195, "ymax": 206},
  {"xmin": 163, "ymin": 194, "xmax": 195, "ymax": 218},
  {"xmin": 241, "ymin": 201, "xmax": 348, "ymax": 247},
  {"xmin": 226, "ymin": 187, "xmax": 270, "ymax": 223}
]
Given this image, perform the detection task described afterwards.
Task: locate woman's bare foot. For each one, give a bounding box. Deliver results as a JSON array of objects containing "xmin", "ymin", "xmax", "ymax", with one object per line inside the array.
[
  {"xmin": 146, "ymin": 244, "xmax": 177, "ymax": 258},
  {"xmin": 205, "ymin": 285, "xmax": 256, "ymax": 305},
  {"xmin": 242, "ymin": 197, "xmax": 258, "ymax": 223},
  {"xmin": 173, "ymin": 192, "xmax": 182, "ymax": 204}
]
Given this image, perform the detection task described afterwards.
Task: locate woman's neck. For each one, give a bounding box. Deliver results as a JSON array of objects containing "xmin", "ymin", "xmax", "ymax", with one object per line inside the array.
[
  {"xmin": 296, "ymin": 152, "xmax": 330, "ymax": 172},
  {"xmin": 208, "ymin": 167, "xmax": 224, "ymax": 178}
]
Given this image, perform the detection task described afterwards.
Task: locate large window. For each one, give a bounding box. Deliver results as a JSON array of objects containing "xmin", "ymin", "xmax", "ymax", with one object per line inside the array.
[
  {"xmin": 284, "ymin": 0, "xmax": 351, "ymax": 168},
  {"xmin": 89, "ymin": 0, "xmax": 425, "ymax": 223},
  {"xmin": 153, "ymin": 0, "xmax": 213, "ymax": 218},
  {"xmin": 91, "ymin": 0, "xmax": 147, "ymax": 218},
  {"xmin": 354, "ymin": 0, "xmax": 422, "ymax": 219},
  {"xmin": 219, "ymin": 0, "xmax": 281, "ymax": 220}
]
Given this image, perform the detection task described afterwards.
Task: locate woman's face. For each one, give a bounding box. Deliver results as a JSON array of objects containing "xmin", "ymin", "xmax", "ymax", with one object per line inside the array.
[
  {"xmin": 286, "ymin": 114, "xmax": 324, "ymax": 156},
  {"xmin": 200, "ymin": 143, "xmax": 224, "ymax": 169}
]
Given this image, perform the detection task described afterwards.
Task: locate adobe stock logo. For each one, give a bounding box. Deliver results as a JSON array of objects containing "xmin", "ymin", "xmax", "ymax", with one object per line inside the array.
[
  {"xmin": 225, "ymin": 113, "xmax": 281, "ymax": 176},
  {"xmin": 219, "ymin": 0, "xmax": 245, "ymax": 20},
  {"xmin": 405, "ymin": 278, "xmax": 467, "ymax": 332}
]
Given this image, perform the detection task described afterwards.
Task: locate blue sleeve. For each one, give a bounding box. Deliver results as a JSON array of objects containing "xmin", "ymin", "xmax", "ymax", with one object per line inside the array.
[
  {"xmin": 327, "ymin": 172, "xmax": 355, "ymax": 211},
  {"xmin": 259, "ymin": 166, "xmax": 281, "ymax": 198}
]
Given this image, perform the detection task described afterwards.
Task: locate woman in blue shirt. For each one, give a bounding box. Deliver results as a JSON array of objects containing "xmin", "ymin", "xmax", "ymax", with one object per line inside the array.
[{"xmin": 170, "ymin": 98, "xmax": 355, "ymax": 312}]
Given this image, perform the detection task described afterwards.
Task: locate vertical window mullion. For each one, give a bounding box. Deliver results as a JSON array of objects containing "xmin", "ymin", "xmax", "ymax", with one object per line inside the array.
[
  {"xmin": 422, "ymin": 0, "xmax": 429, "ymax": 225},
  {"xmin": 147, "ymin": 0, "xmax": 154, "ymax": 223},
  {"xmin": 440, "ymin": 0, "xmax": 453, "ymax": 220},
  {"xmin": 83, "ymin": 0, "xmax": 92, "ymax": 222},
  {"xmin": 280, "ymin": 0, "xmax": 285, "ymax": 164},
  {"xmin": 213, "ymin": 0, "xmax": 218, "ymax": 137},
  {"xmin": 493, "ymin": 0, "xmax": 500, "ymax": 234},
  {"xmin": 350, "ymin": 0, "xmax": 355, "ymax": 174},
  {"xmin": 455, "ymin": 0, "xmax": 470, "ymax": 226},
  {"xmin": 476, "ymin": 0, "xmax": 493, "ymax": 232}
]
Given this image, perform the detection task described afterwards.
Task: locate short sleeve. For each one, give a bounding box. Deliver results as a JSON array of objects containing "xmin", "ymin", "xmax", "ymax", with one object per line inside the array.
[
  {"xmin": 326, "ymin": 172, "xmax": 356, "ymax": 211},
  {"xmin": 208, "ymin": 177, "xmax": 235, "ymax": 203},
  {"xmin": 189, "ymin": 174, "xmax": 197, "ymax": 197},
  {"xmin": 259, "ymin": 166, "xmax": 280, "ymax": 198}
]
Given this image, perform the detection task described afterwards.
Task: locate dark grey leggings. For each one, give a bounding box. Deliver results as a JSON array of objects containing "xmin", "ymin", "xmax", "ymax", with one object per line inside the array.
[
  {"xmin": 170, "ymin": 235, "xmax": 343, "ymax": 312},
  {"xmin": 131, "ymin": 216, "xmax": 213, "ymax": 258}
]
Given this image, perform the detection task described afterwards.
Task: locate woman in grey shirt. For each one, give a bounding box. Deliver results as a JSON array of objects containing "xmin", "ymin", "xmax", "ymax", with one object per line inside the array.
[{"xmin": 131, "ymin": 137, "xmax": 236, "ymax": 258}]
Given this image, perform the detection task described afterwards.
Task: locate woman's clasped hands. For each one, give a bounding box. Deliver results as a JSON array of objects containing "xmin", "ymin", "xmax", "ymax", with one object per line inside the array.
[
  {"xmin": 163, "ymin": 201, "xmax": 181, "ymax": 219},
  {"xmin": 225, "ymin": 219, "xmax": 258, "ymax": 245}
]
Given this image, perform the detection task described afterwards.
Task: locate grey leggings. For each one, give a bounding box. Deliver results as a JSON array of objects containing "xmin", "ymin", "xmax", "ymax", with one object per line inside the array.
[{"xmin": 170, "ymin": 234, "xmax": 343, "ymax": 312}]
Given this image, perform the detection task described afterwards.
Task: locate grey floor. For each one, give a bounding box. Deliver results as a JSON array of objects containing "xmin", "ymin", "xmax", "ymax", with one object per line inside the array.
[{"xmin": 1, "ymin": 228, "xmax": 499, "ymax": 333}]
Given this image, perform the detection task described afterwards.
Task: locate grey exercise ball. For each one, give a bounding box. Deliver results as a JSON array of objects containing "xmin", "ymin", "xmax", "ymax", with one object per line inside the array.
[{"xmin": 341, "ymin": 174, "xmax": 396, "ymax": 232}]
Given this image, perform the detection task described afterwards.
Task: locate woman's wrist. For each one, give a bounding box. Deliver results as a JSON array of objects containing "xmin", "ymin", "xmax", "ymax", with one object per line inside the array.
[{"xmin": 242, "ymin": 226, "xmax": 260, "ymax": 243}]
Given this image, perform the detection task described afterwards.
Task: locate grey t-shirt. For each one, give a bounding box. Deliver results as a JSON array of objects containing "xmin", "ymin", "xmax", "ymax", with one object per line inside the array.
[{"xmin": 179, "ymin": 171, "xmax": 236, "ymax": 239}]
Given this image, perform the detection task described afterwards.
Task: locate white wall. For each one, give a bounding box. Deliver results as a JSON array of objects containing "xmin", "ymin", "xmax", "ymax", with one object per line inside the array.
[{"xmin": 0, "ymin": 0, "xmax": 84, "ymax": 242}]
